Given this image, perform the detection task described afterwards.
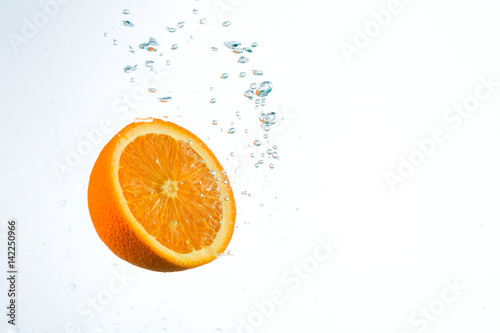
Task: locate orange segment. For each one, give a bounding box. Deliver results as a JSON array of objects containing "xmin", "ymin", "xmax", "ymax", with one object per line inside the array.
[{"xmin": 87, "ymin": 119, "xmax": 236, "ymax": 272}]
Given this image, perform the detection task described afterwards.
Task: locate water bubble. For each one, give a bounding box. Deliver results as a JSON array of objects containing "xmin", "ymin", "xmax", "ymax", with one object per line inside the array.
[
  {"xmin": 212, "ymin": 120, "xmax": 217, "ymax": 125},
  {"xmin": 250, "ymin": 83, "xmax": 257, "ymax": 89},
  {"xmin": 259, "ymin": 112, "xmax": 276, "ymax": 125},
  {"xmin": 113, "ymin": 39, "xmax": 118, "ymax": 45},
  {"xmin": 267, "ymin": 149, "xmax": 273, "ymax": 155},
  {"xmin": 239, "ymin": 72, "xmax": 246, "ymax": 78},
  {"xmin": 145, "ymin": 60, "xmax": 154, "ymax": 67},
  {"xmin": 121, "ymin": 20, "xmax": 134, "ymax": 28},
  {"xmin": 103, "ymin": 32, "xmax": 107, "ymax": 37},
  {"xmin": 222, "ymin": 21, "xmax": 231, "ymax": 27},
  {"xmin": 69, "ymin": 283, "xmax": 76, "ymax": 291},
  {"xmin": 259, "ymin": 160, "xmax": 264, "ymax": 164},
  {"xmin": 166, "ymin": 60, "xmax": 171, "ymax": 65},
  {"xmin": 255, "ymin": 99, "xmax": 261, "ymax": 104},
  {"xmin": 221, "ymin": 73, "xmax": 229, "ymax": 79},
  {"xmin": 256, "ymin": 81, "xmax": 273, "ymax": 97},
  {"xmin": 200, "ymin": 18, "xmax": 207, "ymax": 24},
  {"xmin": 129, "ymin": 46, "xmax": 135, "ymax": 54},
  {"xmin": 166, "ymin": 27, "xmax": 176, "ymax": 33},
  {"xmin": 251, "ymin": 42, "xmax": 258, "ymax": 47},
  {"xmin": 210, "ymin": 98, "xmax": 216, "ymax": 104},
  {"xmin": 236, "ymin": 111, "xmax": 240, "ymax": 117},
  {"xmin": 255, "ymin": 163, "xmax": 260, "ymax": 168},
  {"xmin": 273, "ymin": 145, "xmax": 277, "ymax": 149},
  {"xmin": 224, "ymin": 41, "xmax": 241, "ymax": 49},
  {"xmin": 243, "ymin": 89, "xmax": 254, "ymax": 100},
  {"xmin": 123, "ymin": 64, "xmax": 137, "ymax": 73},
  {"xmin": 252, "ymin": 70, "xmax": 263, "ymax": 76},
  {"xmin": 227, "ymin": 128, "xmax": 236, "ymax": 134},
  {"xmin": 123, "ymin": 9, "xmax": 130, "ymax": 14},
  {"xmin": 269, "ymin": 164, "xmax": 275, "ymax": 169},
  {"xmin": 263, "ymin": 133, "xmax": 269, "ymax": 139},
  {"xmin": 193, "ymin": 9, "xmax": 198, "ymax": 14},
  {"xmin": 244, "ymin": 47, "xmax": 253, "ymax": 53},
  {"xmin": 171, "ymin": 44, "xmax": 178, "ymax": 50},
  {"xmin": 211, "ymin": 47, "xmax": 218, "ymax": 51},
  {"xmin": 232, "ymin": 48, "xmax": 245, "ymax": 54},
  {"xmin": 130, "ymin": 78, "xmax": 135, "ymax": 83},
  {"xmin": 253, "ymin": 140, "xmax": 262, "ymax": 147},
  {"xmin": 148, "ymin": 88, "xmax": 157, "ymax": 93},
  {"xmin": 272, "ymin": 152, "xmax": 278, "ymax": 159},
  {"xmin": 139, "ymin": 38, "xmax": 159, "ymax": 52},
  {"xmin": 157, "ymin": 96, "xmax": 172, "ymax": 103},
  {"xmin": 237, "ymin": 56, "xmax": 249, "ymax": 64},
  {"xmin": 177, "ymin": 21, "xmax": 185, "ymax": 28}
]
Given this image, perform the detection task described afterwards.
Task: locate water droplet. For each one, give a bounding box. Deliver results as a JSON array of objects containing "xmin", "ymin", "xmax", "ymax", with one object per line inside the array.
[
  {"xmin": 239, "ymin": 72, "xmax": 246, "ymax": 78},
  {"xmin": 251, "ymin": 42, "xmax": 258, "ymax": 47},
  {"xmin": 171, "ymin": 44, "xmax": 178, "ymax": 50},
  {"xmin": 250, "ymin": 83, "xmax": 257, "ymax": 90},
  {"xmin": 145, "ymin": 60, "xmax": 154, "ymax": 67},
  {"xmin": 177, "ymin": 21, "xmax": 185, "ymax": 28},
  {"xmin": 200, "ymin": 18, "xmax": 207, "ymax": 24},
  {"xmin": 255, "ymin": 99, "xmax": 261, "ymax": 104},
  {"xmin": 243, "ymin": 89, "xmax": 254, "ymax": 100},
  {"xmin": 210, "ymin": 98, "xmax": 216, "ymax": 104},
  {"xmin": 211, "ymin": 47, "xmax": 218, "ymax": 51},
  {"xmin": 210, "ymin": 170, "xmax": 216, "ymax": 177},
  {"xmin": 224, "ymin": 196, "xmax": 229, "ymax": 201},
  {"xmin": 253, "ymin": 140, "xmax": 262, "ymax": 147},
  {"xmin": 123, "ymin": 64, "xmax": 137, "ymax": 73},
  {"xmin": 224, "ymin": 41, "xmax": 241, "ymax": 49},
  {"xmin": 121, "ymin": 20, "xmax": 134, "ymax": 28},
  {"xmin": 238, "ymin": 56, "xmax": 249, "ymax": 64},
  {"xmin": 193, "ymin": 9, "xmax": 199, "ymax": 14},
  {"xmin": 251, "ymin": 153, "xmax": 255, "ymax": 158},
  {"xmin": 267, "ymin": 149, "xmax": 273, "ymax": 155},
  {"xmin": 123, "ymin": 9, "xmax": 130, "ymax": 14},
  {"xmin": 139, "ymin": 38, "xmax": 159, "ymax": 52},
  {"xmin": 148, "ymin": 88, "xmax": 157, "ymax": 93},
  {"xmin": 258, "ymin": 160, "xmax": 264, "ymax": 164},
  {"xmin": 166, "ymin": 27, "xmax": 176, "ymax": 33},
  {"xmin": 272, "ymin": 152, "xmax": 279, "ymax": 159},
  {"xmin": 113, "ymin": 39, "xmax": 118, "ymax": 45},
  {"xmin": 60, "ymin": 199, "xmax": 66, "ymax": 207},
  {"xmin": 256, "ymin": 81, "xmax": 273, "ymax": 97},
  {"xmin": 273, "ymin": 145, "xmax": 278, "ymax": 149},
  {"xmin": 252, "ymin": 70, "xmax": 263, "ymax": 76},
  {"xmin": 227, "ymin": 128, "xmax": 236, "ymax": 134},
  {"xmin": 129, "ymin": 46, "xmax": 135, "ymax": 54},
  {"xmin": 263, "ymin": 133, "xmax": 269, "ymax": 139},
  {"xmin": 222, "ymin": 21, "xmax": 231, "ymax": 27},
  {"xmin": 171, "ymin": 220, "xmax": 177, "ymax": 227},
  {"xmin": 221, "ymin": 73, "xmax": 229, "ymax": 79},
  {"xmin": 232, "ymin": 48, "xmax": 244, "ymax": 54},
  {"xmin": 130, "ymin": 78, "xmax": 135, "ymax": 83},
  {"xmin": 166, "ymin": 60, "xmax": 171, "ymax": 65},
  {"xmin": 157, "ymin": 96, "xmax": 172, "ymax": 103},
  {"xmin": 69, "ymin": 283, "xmax": 76, "ymax": 291},
  {"xmin": 103, "ymin": 32, "xmax": 107, "ymax": 37},
  {"xmin": 259, "ymin": 112, "xmax": 276, "ymax": 125},
  {"xmin": 244, "ymin": 47, "xmax": 253, "ymax": 53},
  {"xmin": 269, "ymin": 164, "xmax": 275, "ymax": 169},
  {"xmin": 235, "ymin": 111, "xmax": 240, "ymax": 117},
  {"xmin": 212, "ymin": 120, "xmax": 217, "ymax": 125},
  {"xmin": 245, "ymin": 129, "xmax": 249, "ymax": 133}
]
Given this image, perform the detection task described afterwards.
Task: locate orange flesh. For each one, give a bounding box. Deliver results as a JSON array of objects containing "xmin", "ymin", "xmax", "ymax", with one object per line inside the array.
[{"xmin": 118, "ymin": 133, "xmax": 222, "ymax": 254}]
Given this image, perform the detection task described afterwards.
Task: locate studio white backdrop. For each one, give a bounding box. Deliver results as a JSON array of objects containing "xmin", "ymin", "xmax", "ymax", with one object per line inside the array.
[{"xmin": 1, "ymin": 0, "xmax": 500, "ymax": 332}]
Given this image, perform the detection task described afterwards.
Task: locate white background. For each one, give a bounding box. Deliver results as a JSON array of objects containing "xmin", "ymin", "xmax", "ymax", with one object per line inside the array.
[{"xmin": 1, "ymin": 0, "xmax": 500, "ymax": 332}]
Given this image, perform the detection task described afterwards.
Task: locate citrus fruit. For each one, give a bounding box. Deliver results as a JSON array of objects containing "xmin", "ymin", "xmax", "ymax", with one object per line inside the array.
[{"xmin": 88, "ymin": 119, "xmax": 236, "ymax": 272}]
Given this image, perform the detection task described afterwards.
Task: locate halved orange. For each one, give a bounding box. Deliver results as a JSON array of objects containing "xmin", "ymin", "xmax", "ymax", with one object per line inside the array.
[{"xmin": 87, "ymin": 119, "xmax": 236, "ymax": 272}]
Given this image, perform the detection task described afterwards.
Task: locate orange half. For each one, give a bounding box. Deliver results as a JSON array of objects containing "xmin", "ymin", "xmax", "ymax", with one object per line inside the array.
[{"xmin": 88, "ymin": 119, "xmax": 236, "ymax": 272}]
